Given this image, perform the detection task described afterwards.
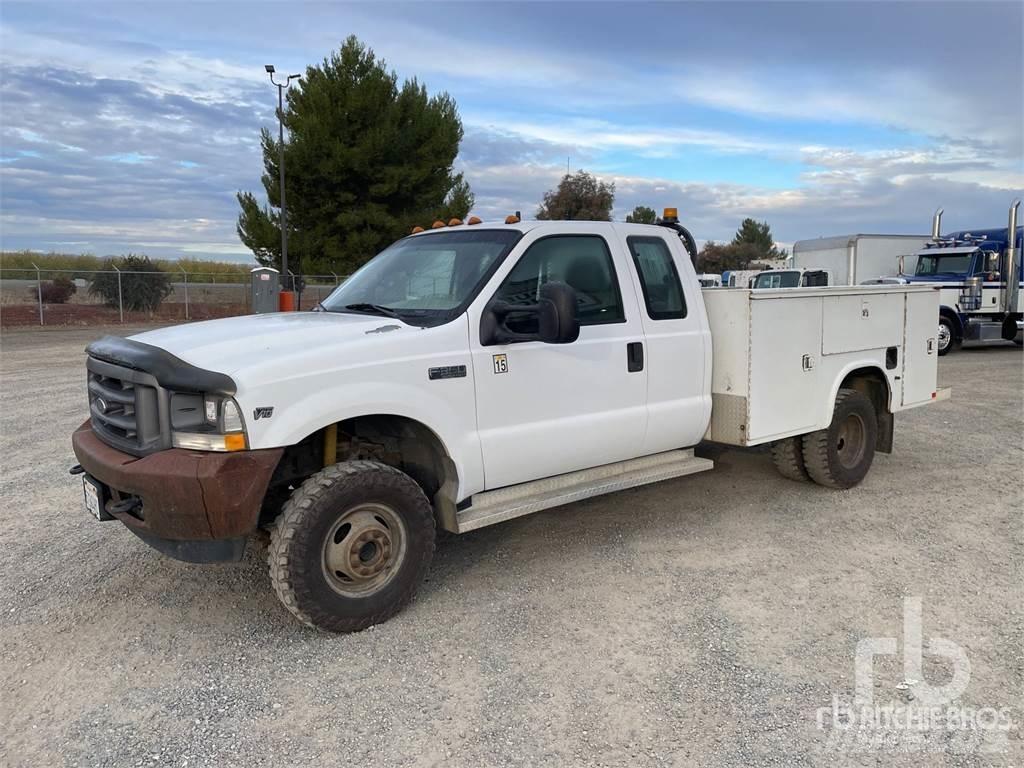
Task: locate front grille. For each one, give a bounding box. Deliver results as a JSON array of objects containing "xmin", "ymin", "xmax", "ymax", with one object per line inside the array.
[{"xmin": 87, "ymin": 356, "xmax": 170, "ymax": 455}]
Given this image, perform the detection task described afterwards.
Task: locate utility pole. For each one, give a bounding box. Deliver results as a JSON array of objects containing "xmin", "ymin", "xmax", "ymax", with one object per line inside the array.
[{"xmin": 265, "ymin": 64, "xmax": 302, "ymax": 310}]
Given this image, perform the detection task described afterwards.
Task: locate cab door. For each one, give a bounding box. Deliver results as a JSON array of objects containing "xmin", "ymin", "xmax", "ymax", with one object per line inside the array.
[
  {"xmin": 615, "ymin": 229, "xmax": 711, "ymax": 454},
  {"xmin": 468, "ymin": 230, "xmax": 648, "ymax": 490}
]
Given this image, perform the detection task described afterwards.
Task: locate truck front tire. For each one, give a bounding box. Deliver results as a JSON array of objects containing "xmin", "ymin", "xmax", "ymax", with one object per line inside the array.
[
  {"xmin": 802, "ymin": 389, "xmax": 877, "ymax": 489},
  {"xmin": 937, "ymin": 316, "xmax": 957, "ymax": 356},
  {"xmin": 771, "ymin": 436, "xmax": 809, "ymax": 482},
  {"xmin": 267, "ymin": 460, "xmax": 436, "ymax": 632}
]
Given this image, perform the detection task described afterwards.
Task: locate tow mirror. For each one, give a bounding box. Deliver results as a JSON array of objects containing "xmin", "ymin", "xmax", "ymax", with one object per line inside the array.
[{"xmin": 481, "ymin": 281, "xmax": 580, "ymax": 345}]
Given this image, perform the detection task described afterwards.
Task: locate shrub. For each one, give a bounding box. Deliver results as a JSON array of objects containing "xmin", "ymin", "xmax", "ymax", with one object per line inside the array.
[
  {"xmin": 31, "ymin": 276, "xmax": 77, "ymax": 304},
  {"xmin": 89, "ymin": 255, "xmax": 172, "ymax": 313}
]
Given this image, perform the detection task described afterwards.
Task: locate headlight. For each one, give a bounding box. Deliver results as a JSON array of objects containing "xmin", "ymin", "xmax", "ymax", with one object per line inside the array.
[{"xmin": 175, "ymin": 396, "xmax": 247, "ymax": 452}]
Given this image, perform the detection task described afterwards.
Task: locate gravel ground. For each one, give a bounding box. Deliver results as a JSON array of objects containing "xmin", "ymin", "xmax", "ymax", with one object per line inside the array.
[{"xmin": 1, "ymin": 325, "xmax": 1021, "ymax": 767}]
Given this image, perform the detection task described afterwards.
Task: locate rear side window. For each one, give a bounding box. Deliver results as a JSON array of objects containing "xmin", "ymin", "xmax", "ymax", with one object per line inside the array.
[{"xmin": 627, "ymin": 236, "xmax": 686, "ymax": 320}]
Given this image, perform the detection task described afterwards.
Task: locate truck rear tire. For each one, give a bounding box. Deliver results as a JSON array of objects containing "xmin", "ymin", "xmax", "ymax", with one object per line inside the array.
[
  {"xmin": 802, "ymin": 389, "xmax": 877, "ymax": 489},
  {"xmin": 267, "ymin": 460, "xmax": 435, "ymax": 632},
  {"xmin": 771, "ymin": 436, "xmax": 809, "ymax": 482}
]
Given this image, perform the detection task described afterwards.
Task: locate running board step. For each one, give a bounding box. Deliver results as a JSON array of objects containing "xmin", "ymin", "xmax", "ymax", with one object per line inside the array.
[{"xmin": 456, "ymin": 449, "xmax": 713, "ymax": 533}]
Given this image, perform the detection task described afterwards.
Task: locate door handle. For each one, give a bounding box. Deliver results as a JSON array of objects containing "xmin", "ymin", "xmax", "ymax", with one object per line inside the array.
[{"xmin": 627, "ymin": 341, "xmax": 644, "ymax": 372}]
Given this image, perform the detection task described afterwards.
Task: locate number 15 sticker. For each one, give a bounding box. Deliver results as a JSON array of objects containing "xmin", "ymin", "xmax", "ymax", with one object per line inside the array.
[{"xmin": 492, "ymin": 354, "xmax": 508, "ymax": 374}]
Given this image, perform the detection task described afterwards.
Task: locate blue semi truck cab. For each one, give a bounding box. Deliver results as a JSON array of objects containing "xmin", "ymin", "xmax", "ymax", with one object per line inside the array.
[{"xmin": 900, "ymin": 200, "xmax": 1023, "ymax": 355}]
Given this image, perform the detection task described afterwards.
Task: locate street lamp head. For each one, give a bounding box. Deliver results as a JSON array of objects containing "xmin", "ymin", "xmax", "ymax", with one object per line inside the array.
[
  {"xmin": 289, "ymin": 73, "xmax": 302, "ymax": 80},
  {"xmin": 264, "ymin": 64, "xmax": 275, "ymax": 73}
]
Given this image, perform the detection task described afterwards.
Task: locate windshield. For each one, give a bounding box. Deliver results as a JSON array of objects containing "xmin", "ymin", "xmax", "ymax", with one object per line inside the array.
[
  {"xmin": 915, "ymin": 254, "xmax": 973, "ymax": 276},
  {"xmin": 320, "ymin": 230, "xmax": 521, "ymax": 326},
  {"xmin": 752, "ymin": 271, "xmax": 800, "ymax": 288}
]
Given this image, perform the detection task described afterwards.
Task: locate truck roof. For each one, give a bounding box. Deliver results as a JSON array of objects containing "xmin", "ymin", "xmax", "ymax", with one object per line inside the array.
[{"xmin": 409, "ymin": 220, "xmax": 674, "ymax": 237}]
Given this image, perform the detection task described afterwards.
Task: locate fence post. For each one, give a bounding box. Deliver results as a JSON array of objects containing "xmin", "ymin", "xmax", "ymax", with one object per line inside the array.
[
  {"xmin": 180, "ymin": 267, "xmax": 189, "ymax": 320},
  {"xmin": 331, "ymin": 271, "xmax": 338, "ymax": 286},
  {"xmin": 114, "ymin": 265, "xmax": 124, "ymax": 323},
  {"xmin": 31, "ymin": 263, "xmax": 43, "ymax": 326}
]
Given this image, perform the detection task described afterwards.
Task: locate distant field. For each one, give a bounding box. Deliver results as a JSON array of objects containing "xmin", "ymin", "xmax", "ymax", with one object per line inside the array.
[
  {"xmin": 0, "ymin": 251, "xmax": 256, "ymax": 279},
  {"xmin": 0, "ymin": 277, "xmax": 340, "ymax": 327}
]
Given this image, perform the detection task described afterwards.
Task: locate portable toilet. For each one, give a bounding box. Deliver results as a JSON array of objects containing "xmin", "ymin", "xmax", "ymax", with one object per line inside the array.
[{"xmin": 251, "ymin": 267, "xmax": 280, "ymax": 313}]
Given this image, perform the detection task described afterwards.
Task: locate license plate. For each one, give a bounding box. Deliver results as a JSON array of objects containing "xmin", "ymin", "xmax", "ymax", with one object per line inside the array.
[{"xmin": 83, "ymin": 477, "xmax": 102, "ymax": 520}]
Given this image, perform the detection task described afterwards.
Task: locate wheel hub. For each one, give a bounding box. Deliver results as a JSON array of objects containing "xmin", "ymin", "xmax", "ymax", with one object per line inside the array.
[
  {"xmin": 937, "ymin": 322, "xmax": 951, "ymax": 351},
  {"xmin": 835, "ymin": 413, "xmax": 866, "ymax": 470},
  {"xmin": 322, "ymin": 504, "xmax": 407, "ymax": 596}
]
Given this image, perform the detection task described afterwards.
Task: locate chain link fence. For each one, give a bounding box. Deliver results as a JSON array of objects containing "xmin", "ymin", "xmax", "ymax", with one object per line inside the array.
[{"xmin": 0, "ymin": 268, "xmax": 346, "ymax": 327}]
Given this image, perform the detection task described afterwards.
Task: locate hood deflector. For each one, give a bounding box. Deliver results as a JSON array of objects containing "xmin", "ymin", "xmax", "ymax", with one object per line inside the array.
[{"xmin": 86, "ymin": 335, "xmax": 237, "ymax": 396}]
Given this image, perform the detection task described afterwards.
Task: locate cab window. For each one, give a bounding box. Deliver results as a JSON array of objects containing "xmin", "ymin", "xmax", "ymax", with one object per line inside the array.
[
  {"xmin": 493, "ymin": 235, "xmax": 625, "ymax": 333},
  {"xmin": 626, "ymin": 236, "xmax": 686, "ymax": 319}
]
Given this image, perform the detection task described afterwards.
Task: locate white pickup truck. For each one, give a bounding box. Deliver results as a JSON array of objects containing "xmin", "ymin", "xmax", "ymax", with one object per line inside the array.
[{"xmin": 71, "ymin": 215, "xmax": 946, "ymax": 632}]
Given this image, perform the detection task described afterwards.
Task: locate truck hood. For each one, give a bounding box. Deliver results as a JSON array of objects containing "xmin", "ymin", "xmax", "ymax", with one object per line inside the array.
[{"xmin": 130, "ymin": 311, "xmax": 415, "ymax": 376}]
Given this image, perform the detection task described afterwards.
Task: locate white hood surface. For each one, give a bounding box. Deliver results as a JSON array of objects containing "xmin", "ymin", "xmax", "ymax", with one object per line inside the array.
[{"xmin": 131, "ymin": 311, "xmax": 414, "ymax": 376}]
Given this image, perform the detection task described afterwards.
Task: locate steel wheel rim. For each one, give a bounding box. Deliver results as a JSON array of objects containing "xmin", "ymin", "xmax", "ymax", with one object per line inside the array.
[
  {"xmin": 321, "ymin": 503, "xmax": 407, "ymax": 597},
  {"xmin": 937, "ymin": 322, "xmax": 951, "ymax": 351},
  {"xmin": 835, "ymin": 413, "xmax": 866, "ymax": 470}
]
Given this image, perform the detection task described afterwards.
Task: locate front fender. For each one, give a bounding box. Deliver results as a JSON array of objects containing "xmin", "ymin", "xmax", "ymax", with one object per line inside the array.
[{"xmin": 238, "ymin": 378, "xmax": 483, "ymax": 501}]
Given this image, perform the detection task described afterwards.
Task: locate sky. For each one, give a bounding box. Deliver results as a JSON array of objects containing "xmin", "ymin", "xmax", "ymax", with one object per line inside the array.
[{"xmin": 1, "ymin": 1, "xmax": 1021, "ymax": 262}]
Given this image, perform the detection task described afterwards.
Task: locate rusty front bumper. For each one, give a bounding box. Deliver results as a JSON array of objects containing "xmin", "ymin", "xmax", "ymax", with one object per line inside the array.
[{"xmin": 72, "ymin": 421, "xmax": 283, "ymax": 562}]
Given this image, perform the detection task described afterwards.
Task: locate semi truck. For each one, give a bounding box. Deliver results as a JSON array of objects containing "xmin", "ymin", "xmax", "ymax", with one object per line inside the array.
[
  {"xmin": 792, "ymin": 234, "xmax": 931, "ymax": 285},
  {"xmin": 898, "ymin": 201, "xmax": 1023, "ymax": 355},
  {"xmin": 71, "ymin": 213, "xmax": 947, "ymax": 632}
]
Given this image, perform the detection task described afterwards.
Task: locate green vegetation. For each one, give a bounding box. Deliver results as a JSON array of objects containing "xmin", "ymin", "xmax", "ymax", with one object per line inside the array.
[
  {"xmin": 697, "ymin": 218, "xmax": 788, "ymax": 272},
  {"xmin": 237, "ymin": 35, "xmax": 472, "ymax": 276},
  {"xmin": 625, "ymin": 205, "xmax": 658, "ymax": 224},
  {"xmin": 536, "ymin": 170, "xmax": 615, "ymax": 221},
  {"xmin": 0, "ymin": 251, "xmax": 255, "ymax": 279},
  {"xmin": 88, "ymin": 255, "xmax": 173, "ymax": 313}
]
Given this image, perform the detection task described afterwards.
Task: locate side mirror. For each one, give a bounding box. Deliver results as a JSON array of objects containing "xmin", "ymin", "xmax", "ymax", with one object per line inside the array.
[
  {"xmin": 536, "ymin": 281, "xmax": 580, "ymax": 344},
  {"xmin": 480, "ymin": 281, "xmax": 580, "ymax": 345}
]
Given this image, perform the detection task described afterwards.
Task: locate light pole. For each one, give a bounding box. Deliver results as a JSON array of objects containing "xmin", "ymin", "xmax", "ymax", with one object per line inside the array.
[{"xmin": 265, "ymin": 64, "xmax": 302, "ymax": 309}]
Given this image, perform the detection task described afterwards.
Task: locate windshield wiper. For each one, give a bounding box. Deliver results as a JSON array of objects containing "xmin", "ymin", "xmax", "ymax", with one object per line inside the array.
[{"xmin": 342, "ymin": 302, "xmax": 401, "ymax": 318}]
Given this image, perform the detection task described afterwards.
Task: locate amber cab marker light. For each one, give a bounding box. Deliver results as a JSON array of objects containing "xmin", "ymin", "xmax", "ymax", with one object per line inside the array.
[
  {"xmin": 448, "ymin": 218, "xmax": 463, "ymax": 226},
  {"xmin": 467, "ymin": 216, "xmax": 482, "ymax": 225},
  {"xmin": 431, "ymin": 220, "xmax": 445, "ymax": 229},
  {"xmin": 411, "ymin": 225, "xmax": 425, "ymax": 234},
  {"xmin": 505, "ymin": 214, "xmax": 520, "ymax": 224}
]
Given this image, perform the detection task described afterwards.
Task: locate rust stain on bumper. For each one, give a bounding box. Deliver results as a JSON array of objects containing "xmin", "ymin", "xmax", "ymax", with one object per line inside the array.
[{"xmin": 72, "ymin": 421, "xmax": 283, "ymax": 541}]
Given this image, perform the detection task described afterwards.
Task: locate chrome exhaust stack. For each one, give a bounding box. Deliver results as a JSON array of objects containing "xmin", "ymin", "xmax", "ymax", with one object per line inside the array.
[
  {"xmin": 1004, "ymin": 200, "xmax": 1020, "ymax": 315},
  {"xmin": 931, "ymin": 208, "xmax": 943, "ymax": 240}
]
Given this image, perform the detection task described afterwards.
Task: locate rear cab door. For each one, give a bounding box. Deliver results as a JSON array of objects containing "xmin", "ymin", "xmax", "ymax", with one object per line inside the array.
[{"xmin": 614, "ymin": 225, "xmax": 712, "ymax": 454}]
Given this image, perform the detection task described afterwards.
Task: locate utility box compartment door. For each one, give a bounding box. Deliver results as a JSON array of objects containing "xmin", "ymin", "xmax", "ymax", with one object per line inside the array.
[
  {"xmin": 821, "ymin": 293, "xmax": 904, "ymax": 354},
  {"xmin": 901, "ymin": 289, "xmax": 940, "ymax": 407},
  {"xmin": 747, "ymin": 296, "xmax": 822, "ymax": 440}
]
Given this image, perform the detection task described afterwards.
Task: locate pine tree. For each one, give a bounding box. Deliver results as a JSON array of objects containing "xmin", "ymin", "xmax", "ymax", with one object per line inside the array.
[{"xmin": 237, "ymin": 36, "xmax": 472, "ymax": 275}]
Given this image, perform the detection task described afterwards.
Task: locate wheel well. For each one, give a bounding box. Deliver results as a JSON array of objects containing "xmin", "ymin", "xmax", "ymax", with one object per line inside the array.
[
  {"xmin": 840, "ymin": 367, "xmax": 893, "ymax": 454},
  {"xmin": 267, "ymin": 415, "xmax": 459, "ymax": 531},
  {"xmin": 939, "ymin": 306, "xmax": 962, "ymax": 338}
]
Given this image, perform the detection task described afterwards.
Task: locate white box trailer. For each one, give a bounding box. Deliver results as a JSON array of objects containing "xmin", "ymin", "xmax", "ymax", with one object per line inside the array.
[
  {"xmin": 792, "ymin": 235, "xmax": 931, "ymax": 285},
  {"xmin": 702, "ymin": 284, "xmax": 942, "ymax": 446}
]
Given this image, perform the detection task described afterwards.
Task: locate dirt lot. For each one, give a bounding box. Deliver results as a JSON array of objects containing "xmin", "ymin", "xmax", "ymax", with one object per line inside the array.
[{"xmin": 0, "ymin": 326, "xmax": 1020, "ymax": 767}]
